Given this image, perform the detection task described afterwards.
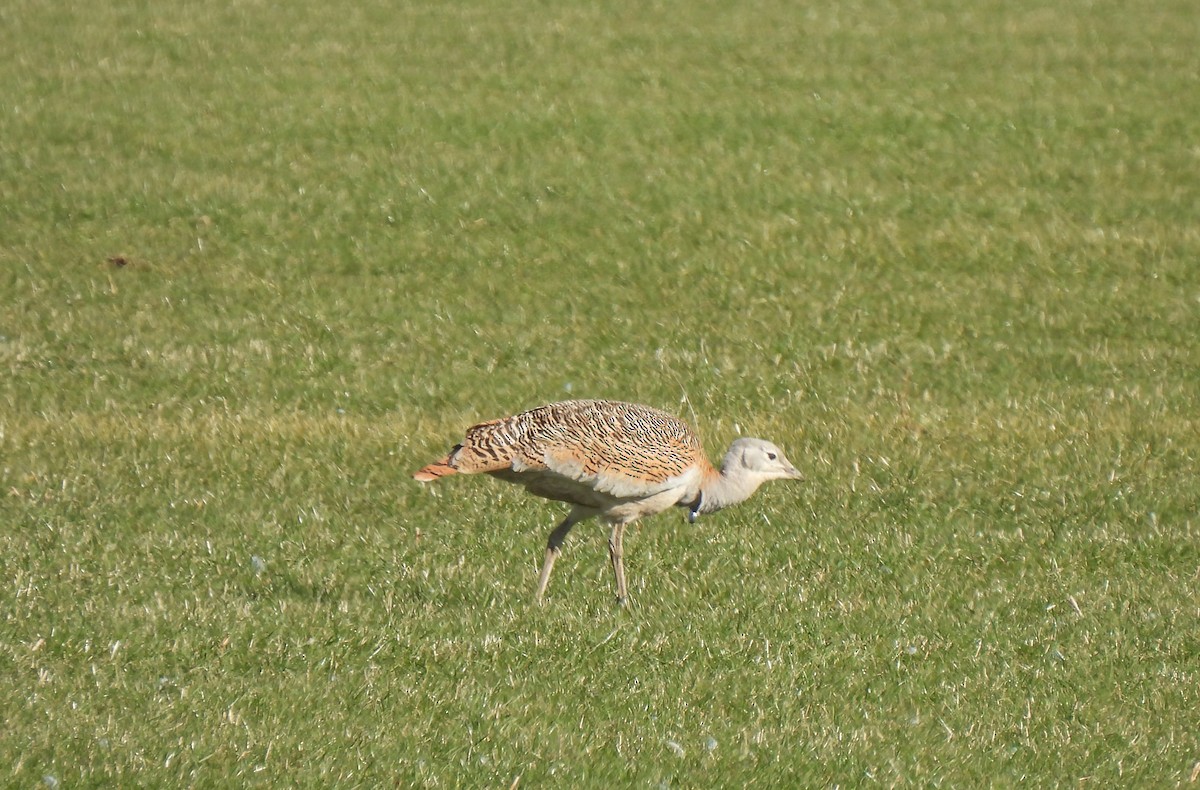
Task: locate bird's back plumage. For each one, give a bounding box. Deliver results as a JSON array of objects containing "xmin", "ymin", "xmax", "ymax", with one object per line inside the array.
[{"xmin": 415, "ymin": 400, "xmax": 714, "ymax": 509}]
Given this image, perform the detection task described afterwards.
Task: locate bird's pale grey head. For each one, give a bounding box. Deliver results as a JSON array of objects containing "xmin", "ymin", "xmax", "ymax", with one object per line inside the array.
[
  {"xmin": 723, "ymin": 437, "xmax": 803, "ymax": 481},
  {"xmin": 691, "ymin": 436, "xmax": 803, "ymax": 517}
]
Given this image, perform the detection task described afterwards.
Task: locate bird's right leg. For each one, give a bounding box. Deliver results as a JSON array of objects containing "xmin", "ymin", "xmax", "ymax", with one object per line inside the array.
[
  {"xmin": 535, "ymin": 511, "xmax": 580, "ymax": 603},
  {"xmin": 609, "ymin": 522, "xmax": 628, "ymax": 606}
]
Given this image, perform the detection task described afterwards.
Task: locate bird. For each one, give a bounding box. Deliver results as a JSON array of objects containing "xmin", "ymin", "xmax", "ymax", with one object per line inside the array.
[{"xmin": 413, "ymin": 399, "xmax": 802, "ymax": 604}]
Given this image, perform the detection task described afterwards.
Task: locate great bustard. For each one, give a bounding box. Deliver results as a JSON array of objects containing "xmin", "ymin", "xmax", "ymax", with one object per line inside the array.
[{"xmin": 414, "ymin": 399, "xmax": 802, "ymax": 604}]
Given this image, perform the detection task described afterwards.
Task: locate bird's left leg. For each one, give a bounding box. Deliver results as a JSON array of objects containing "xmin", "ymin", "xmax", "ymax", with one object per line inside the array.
[
  {"xmin": 608, "ymin": 522, "xmax": 629, "ymax": 605},
  {"xmin": 535, "ymin": 510, "xmax": 582, "ymax": 603}
]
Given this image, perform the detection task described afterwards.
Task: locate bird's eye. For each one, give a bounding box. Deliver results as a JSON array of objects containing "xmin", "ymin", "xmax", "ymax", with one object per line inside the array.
[{"xmin": 767, "ymin": 452, "xmax": 777, "ymax": 461}]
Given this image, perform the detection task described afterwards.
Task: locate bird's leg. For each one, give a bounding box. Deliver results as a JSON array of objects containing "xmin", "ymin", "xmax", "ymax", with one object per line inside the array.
[
  {"xmin": 535, "ymin": 512, "xmax": 579, "ymax": 603},
  {"xmin": 608, "ymin": 522, "xmax": 628, "ymax": 605}
]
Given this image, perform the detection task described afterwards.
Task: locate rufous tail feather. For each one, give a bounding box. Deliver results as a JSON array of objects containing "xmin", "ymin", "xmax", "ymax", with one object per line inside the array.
[{"xmin": 413, "ymin": 457, "xmax": 457, "ymax": 482}]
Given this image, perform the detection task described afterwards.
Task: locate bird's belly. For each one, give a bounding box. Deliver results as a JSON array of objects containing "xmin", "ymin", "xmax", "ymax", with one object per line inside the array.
[{"xmin": 602, "ymin": 486, "xmax": 689, "ymax": 524}]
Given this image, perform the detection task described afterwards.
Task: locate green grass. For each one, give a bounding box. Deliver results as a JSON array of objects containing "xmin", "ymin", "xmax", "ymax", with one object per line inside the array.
[{"xmin": 2, "ymin": 0, "xmax": 1198, "ymax": 785}]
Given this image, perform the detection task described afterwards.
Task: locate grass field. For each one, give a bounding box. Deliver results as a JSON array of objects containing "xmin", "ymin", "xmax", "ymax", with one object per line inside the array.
[{"xmin": 2, "ymin": 0, "xmax": 1198, "ymax": 785}]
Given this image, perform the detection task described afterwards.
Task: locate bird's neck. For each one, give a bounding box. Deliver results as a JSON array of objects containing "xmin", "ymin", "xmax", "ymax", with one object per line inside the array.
[{"xmin": 696, "ymin": 463, "xmax": 764, "ymax": 515}]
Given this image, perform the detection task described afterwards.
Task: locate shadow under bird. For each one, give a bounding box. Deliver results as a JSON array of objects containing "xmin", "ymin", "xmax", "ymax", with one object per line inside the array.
[{"xmin": 413, "ymin": 399, "xmax": 803, "ymax": 604}]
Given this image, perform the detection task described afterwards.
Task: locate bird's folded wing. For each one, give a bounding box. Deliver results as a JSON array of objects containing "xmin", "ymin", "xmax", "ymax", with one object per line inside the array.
[{"xmin": 537, "ymin": 437, "xmax": 700, "ymax": 499}]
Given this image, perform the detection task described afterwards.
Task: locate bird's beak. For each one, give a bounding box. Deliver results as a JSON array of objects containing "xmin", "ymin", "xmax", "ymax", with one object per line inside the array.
[{"xmin": 784, "ymin": 465, "xmax": 804, "ymax": 481}]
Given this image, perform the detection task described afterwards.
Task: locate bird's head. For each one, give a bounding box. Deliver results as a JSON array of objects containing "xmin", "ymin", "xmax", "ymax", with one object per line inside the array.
[{"xmin": 723, "ymin": 437, "xmax": 803, "ymax": 482}]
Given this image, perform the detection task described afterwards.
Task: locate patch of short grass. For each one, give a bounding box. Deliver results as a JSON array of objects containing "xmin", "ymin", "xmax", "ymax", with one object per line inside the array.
[{"xmin": 3, "ymin": 0, "xmax": 1198, "ymax": 785}]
